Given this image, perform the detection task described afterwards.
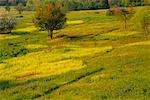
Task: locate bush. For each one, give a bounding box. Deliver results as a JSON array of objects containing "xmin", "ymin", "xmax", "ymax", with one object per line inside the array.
[
  {"xmin": 0, "ymin": 10, "xmax": 16, "ymax": 34},
  {"xmin": 5, "ymin": 6, "xmax": 11, "ymax": 12},
  {"xmin": 16, "ymin": 3, "xmax": 24, "ymax": 15},
  {"xmin": 106, "ymin": 9, "xmax": 113, "ymax": 16}
]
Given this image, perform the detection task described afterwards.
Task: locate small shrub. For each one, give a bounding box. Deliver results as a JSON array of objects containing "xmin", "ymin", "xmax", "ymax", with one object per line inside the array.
[
  {"xmin": 106, "ymin": 9, "xmax": 113, "ymax": 16},
  {"xmin": 5, "ymin": 6, "xmax": 11, "ymax": 12},
  {"xmin": 0, "ymin": 10, "xmax": 16, "ymax": 34},
  {"xmin": 16, "ymin": 3, "xmax": 24, "ymax": 15}
]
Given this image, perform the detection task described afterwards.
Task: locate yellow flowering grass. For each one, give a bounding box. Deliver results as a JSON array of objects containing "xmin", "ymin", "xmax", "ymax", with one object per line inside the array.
[
  {"xmin": 0, "ymin": 34, "xmax": 20, "ymax": 40},
  {"xmin": 14, "ymin": 26, "xmax": 37, "ymax": 32},
  {"xmin": 67, "ymin": 20, "xmax": 84, "ymax": 25},
  {"xmin": 0, "ymin": 46, "xmax": 112, "ymax": 81}
]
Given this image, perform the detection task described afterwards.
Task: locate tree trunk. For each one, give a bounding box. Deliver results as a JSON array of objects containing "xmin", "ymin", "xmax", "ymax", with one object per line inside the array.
[
  {"xmin": 123, "ymin": 15, "xmax": 127, "ymax": 30},
  {"xmin": 48, "ymin": 30, "xmax": 53, "ymax": 39},
  {"xmin": 124, "ymin": 19, "xmax": 127, "ymax": 30},
  {"xmin": 19, "ymin": 10, "xmax": 21, "ymax": 14},
  {"xmin": 9, "ymin": 30, "xmax": 11, "ymax": 33}
]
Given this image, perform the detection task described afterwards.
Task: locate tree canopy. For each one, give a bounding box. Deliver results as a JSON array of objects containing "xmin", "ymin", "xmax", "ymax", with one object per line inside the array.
[{"xmin": 34, "ymin": 2, "xmax": 67, "ymax": 39}]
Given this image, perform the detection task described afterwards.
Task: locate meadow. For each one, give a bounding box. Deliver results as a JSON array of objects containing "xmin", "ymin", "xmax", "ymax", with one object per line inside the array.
[{"xmin": 0, "ymin": 6, "xmax": 150, "ymax": 100}]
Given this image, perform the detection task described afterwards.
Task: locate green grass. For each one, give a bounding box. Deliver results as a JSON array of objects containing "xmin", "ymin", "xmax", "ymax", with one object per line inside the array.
[{"xmin": 0, "ymin": 6, "xmax": 150, "ymax": 100}]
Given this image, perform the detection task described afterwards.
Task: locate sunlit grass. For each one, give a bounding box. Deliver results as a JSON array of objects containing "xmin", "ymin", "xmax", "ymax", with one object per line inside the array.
[
  {"xmin": 67, "ymin": 20, "xmax": 84, "ymax": 25},
  {"xmin": 105, "ymin": 31, "xmax": 138, "ymax": 36},
  {"xmin": 0, "ymin": 45, "xmax": 112, "ymax": 81},
  {"xmin": 15, "ymin": 59, "xmax": 86, "ymax": 81},
  {"xmin": 14, "ymin": 26, "xmax": 37, "ymax": 32},
  {"xmin": 0, "ymin": 34, "xmax": 20, "ymax": 40},
  {"xmin": 25, "ymin": 44, "xmax": 48, "ymax": 49},
  {"xmin": 124, "ymin": 40, "xmax": 150, "ymax": 47}
]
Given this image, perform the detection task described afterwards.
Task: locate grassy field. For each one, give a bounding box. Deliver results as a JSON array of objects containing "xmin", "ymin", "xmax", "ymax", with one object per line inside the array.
[{"xmin": 0, "ymin": 6, "xmax": 150, "ymax": 100}]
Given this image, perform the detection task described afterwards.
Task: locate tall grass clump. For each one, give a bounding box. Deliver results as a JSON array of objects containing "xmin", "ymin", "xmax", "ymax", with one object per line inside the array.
[{"xmin": 129, "ymin": 6, "xmax": 150, "ymax": 34}]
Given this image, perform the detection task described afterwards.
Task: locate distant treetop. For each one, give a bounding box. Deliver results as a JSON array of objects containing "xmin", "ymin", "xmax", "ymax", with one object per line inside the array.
[{"xmin": 0, "ymin": 0, "xmax": 148, "ymax": 10}]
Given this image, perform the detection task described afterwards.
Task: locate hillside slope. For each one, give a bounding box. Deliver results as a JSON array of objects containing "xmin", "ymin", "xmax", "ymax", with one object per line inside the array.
[{"xmin": 0, "ymin": 7, "xmax": 150, "ymax": 100}]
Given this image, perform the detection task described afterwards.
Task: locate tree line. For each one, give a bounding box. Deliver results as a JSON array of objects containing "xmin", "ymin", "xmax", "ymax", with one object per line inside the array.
[
  {"xmin": 0, "ymin": 0, "xmax": 149, "ymax": 10},
  {"xmin": 0, "ymin": 0, "xmax": 27, "ymax": 6}
]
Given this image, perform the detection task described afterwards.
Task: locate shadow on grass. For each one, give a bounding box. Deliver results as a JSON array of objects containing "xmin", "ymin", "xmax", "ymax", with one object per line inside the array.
[
  {"xmin": 0, "ymin": 66, "xmax": 104, "ymax": 99},
  {"xmin": 32, "ymin": 68, "xmax": 104, "ymax": 99},
  {"xmin": 0, "ymin": 80, "xmax": 36, "ymax": 91},
  {"xmin": 10, "ymin": 32, "xmax": 30, "ymax": 35},
  {"xmin": 0, "ymin": 31, "xmax": 47, "ymax": 61}
]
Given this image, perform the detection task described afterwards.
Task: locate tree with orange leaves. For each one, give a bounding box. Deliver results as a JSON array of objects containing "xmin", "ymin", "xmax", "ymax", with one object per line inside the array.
[{"xmin": 34, "ymin": 2, "xmax": 67, "ymax": 39}]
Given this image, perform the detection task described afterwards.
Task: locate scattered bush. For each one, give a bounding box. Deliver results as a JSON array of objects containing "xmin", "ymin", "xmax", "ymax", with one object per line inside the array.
[
  {"xmin": 16, "ymin": 3, "xmax": 24, "ymax": 15},
  {"xmin": 0, "ymin": 10, "xmax": 17, "ymax": 34},
  {"xmin": 106, "ymin": 9, "xmax": 113, "ymax": 16},
  {"xmin": 5, "ymin": 6, "xmax": 11, "ymax": 12}
]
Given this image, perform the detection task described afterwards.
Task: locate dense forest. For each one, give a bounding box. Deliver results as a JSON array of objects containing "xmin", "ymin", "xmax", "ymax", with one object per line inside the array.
[{"xmin": 0, "ymin": 0, "xmax": 148, "ymax": 10}]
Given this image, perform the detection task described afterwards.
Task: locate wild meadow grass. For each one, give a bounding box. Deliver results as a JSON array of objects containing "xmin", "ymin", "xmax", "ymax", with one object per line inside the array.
[{"xmin": 0, "ymin": 6, "xmax": 150, "ymax": 100}]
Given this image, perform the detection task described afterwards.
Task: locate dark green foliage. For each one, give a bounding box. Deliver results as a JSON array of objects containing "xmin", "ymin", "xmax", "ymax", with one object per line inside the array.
[
  {"xmin": 5, "ymin": 6, "xmax": 11, "ymax": 12},
  {"xmin": 0, "ymin": 45, "xmax": 29, "ymax": 61},
  {"xmin": 109, "ymin": 0, "xmax": 145, "ymax": 7},
  {"xmin": 0, "ymin": 0, "xmax": 147, "ymax": 11},
  {"xmin": 0, "ymin": 0, "xmax": 27, "ymax": 6},
  {"xmin": 10, "ymin": 32, "xmax": 29, "ymax": 35},
  {"xmin": 100, "ymin": 0, "xmax": 110, "ymax": 9},
  {"xmin": 67, "ymin": 0, "xmax": 106, "ymax": 10}
]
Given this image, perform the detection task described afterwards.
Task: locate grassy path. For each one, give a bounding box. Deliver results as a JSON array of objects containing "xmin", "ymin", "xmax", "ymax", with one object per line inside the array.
[{"xmin": 33, "ymin": 68, "xmax": 104, "ymax": 99}]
